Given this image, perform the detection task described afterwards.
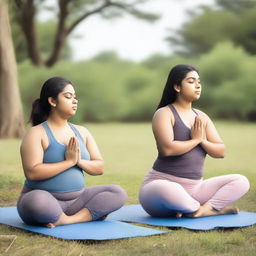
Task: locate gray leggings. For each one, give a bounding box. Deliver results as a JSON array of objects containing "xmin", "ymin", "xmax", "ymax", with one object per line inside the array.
[{"xmin": 17, "ymin": 185, "xmax": 128, "ymax": 225}]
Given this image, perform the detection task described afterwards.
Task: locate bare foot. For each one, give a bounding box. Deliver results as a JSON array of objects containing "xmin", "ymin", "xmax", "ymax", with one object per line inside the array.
[
  {"xmin": 175, "ymin": 212, "xmax": 183, "ymax": 218},
  {"xmin": 46, "ymin": 208, "xmax": 92, "ymax": 228},
  {"xmin": 185, "ymin": 204, "xmax": 239, "ymax": 218},
  {"xmin": 46, "ymin": 215, "xmax": 65, "ymax": 228},
  {"xmin": 218, "ymin": 205, "xmax": 239, "ymax": 215},
  {"xmin": 167, "ymin": 211, "xmax": 183, "ymax": 218},
  {"xmin": 46, "ymin": 223, "xmax": 56, "ymax": 228}
]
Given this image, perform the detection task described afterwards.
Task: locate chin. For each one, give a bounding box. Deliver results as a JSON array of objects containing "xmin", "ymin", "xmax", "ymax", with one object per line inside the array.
[
  {"xmin": 191, "ymin": 97, "xmax": 200, "ymax": 102},
  {"xmin": 66, "ymin": 112, "xmax": 76, "ymax": 118}
]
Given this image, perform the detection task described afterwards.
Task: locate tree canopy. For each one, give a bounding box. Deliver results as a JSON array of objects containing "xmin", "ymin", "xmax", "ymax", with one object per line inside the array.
[
  {"xmin": 11, "ymin": 0, "xmax": 158, "ymax": 67},
  {"xmin": 167, "ymin": 0, "xmax": 256, "ymax": 56}
]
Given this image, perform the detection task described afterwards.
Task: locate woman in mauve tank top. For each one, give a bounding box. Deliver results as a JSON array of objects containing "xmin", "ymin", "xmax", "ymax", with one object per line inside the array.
[{"xmin": 139, "ymin": 64, "xmax": 250, "ymax": 218}]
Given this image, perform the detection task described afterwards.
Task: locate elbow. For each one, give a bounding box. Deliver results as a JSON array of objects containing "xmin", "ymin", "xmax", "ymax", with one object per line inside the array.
[
  {"xmin": 161, "ymin": 151, "xmax": 172, "ymax": 157},
  {"xmin": 158, "ymin": 146, "xmax": 175, "ymax": 157},
  {"xmin": 217, "ymin": 153, "xmax": 225, "ymax": 159},
  {"xmin": 209, "ymin": 152, "xmax": 225, "ymax": 159},
  {"xmin": 96, "ymin": 160, "xmax": 104, "ymax": 175},
  {"xmin": 25, "ymin": 171, "xmax": 37, "ymax": 181},
  {"xmin": 97, "ymin": 168, "xmax": 104, "ymax": 175},
  {"xmin": 212, "ymin": 145, "xmax": 225, "ymax": 158},
  {"xmin": 24, "ymin": 163, "xmax": 43, "ymax": 181},
  {"xmin": 218, "ymin": 144, "xmax": 225, "ymax": 158},
  {"xmin": 219, "ymin": 151, "xmax": 225, "ymax": 158}
]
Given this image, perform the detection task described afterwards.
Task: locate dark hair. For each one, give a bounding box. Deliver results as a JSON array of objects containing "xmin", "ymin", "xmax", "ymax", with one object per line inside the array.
[
  {"xmin": 30, "ymin": 77, "xmax": 73, "ymax": 126},
  {"xmin": 157, "ymin": 64, "xmax": 199, "ymax": 109}
]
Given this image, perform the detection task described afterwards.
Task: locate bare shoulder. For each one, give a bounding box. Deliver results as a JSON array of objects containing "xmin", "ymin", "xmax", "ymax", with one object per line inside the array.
[
  {"xmin": 22, "ymin": 124, "xmax": 44, "ymax": 140},
  {"xmin": 193, "ymin": 108, "xmax": 211, "ymax": 121},
  {"xmin": 153, "ymin": 106, "xmax": 174, "ymax": 125},
  {"xmin": 21, "ymin": 124, "xmax": 45, "ymax": 148},
  {"xmin": 72, "ymin": 124, "xmax": 91, "ymax": 138}
]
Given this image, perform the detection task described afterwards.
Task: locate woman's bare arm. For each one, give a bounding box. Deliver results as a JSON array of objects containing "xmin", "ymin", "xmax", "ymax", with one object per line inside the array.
[
  {"xmin": 21, "ymin": 126, "xmax": 77, "ymax": 180},
  {"xmin": 152, "ymin": 107, "xmax": 203, "ymax": 156},
  {"xmin": 76, "ymin": 126, "xmax": 104, "ymax": 175},
  {"xmin": 196, "ymin": 110, "xmax": 225, "ymax": 158}
]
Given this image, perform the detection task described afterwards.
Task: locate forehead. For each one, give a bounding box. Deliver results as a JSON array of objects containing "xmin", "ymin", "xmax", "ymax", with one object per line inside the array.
[
  {"xmin": 62, "ymin": 84, "xmax": 75, "ymax": 94},
  {"xmin": 185, "ymin": 71, "xmax": 200, "ymax": 79}
]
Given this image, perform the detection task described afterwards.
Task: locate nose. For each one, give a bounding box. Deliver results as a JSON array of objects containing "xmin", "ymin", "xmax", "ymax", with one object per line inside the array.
[
  {"xmin": 73, "ymin": 98, "xmax": 78, "ymax": 104},
  {"xmin": 195, "ymin": 80, "xmax": 201, "ymax": 88}
]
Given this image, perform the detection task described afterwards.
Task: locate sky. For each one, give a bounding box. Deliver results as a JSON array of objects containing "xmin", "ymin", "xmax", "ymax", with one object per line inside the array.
[{"xmin": 40, "ymin": 0, "xmax": 215, "ymax": 62}]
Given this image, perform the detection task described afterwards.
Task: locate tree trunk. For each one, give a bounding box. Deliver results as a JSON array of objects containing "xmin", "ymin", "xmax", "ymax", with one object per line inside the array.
[
  {"xmin": 19, "ymin": 0, "xmax": 43, "ymax": 66},
  {"xmin": 45, "ymin": 0, "xmax": 69, "ymax": 67},
  {"xmin": 45, "ymin": 30, "xmax": 66, "ymax": 67},
  {"xmin": 0, "ymin": 0, "xmax": 25, "ymax": 138}
]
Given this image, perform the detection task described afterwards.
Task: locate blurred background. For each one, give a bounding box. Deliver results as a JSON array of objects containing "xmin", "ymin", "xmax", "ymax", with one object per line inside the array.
[{"xmin": 1, "ymin": 0, "xmax": 256, "ymax": 138}]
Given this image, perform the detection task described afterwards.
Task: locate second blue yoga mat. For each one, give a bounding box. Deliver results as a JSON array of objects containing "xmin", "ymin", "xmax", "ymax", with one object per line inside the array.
[{"xmin": 107, "ymin": 204, "xmax": 256, "ymax": 230}]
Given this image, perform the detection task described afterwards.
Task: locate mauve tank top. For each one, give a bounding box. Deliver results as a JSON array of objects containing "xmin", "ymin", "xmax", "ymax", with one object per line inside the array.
[{"xmin": 152, "ymin": 104, "xmax": 206, "ymax": 179}]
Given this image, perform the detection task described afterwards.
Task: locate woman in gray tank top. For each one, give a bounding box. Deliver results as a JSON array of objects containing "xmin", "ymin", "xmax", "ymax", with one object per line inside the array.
[
  {"xmin": 17, "ymin": 77, "xmax": 127, "ymax": 227},
  {"xmin": 139, "ymin": 64, "xmax": 250, "ymax": 218}
]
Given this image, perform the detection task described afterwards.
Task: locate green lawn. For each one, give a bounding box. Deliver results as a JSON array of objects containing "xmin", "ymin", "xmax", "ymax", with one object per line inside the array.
[{"xmin": 0, "ymin": 122, "xmax": 255, "ymax": 255}]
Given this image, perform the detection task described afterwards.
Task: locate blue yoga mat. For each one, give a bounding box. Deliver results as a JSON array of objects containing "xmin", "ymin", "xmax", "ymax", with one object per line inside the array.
[
  {"xmin": 0, "ymin": 207, "xmax": 169, "ymax": 240},
  {"xmin": 107, "ymin": 204, "xmax": 256, "ymax": 231}
]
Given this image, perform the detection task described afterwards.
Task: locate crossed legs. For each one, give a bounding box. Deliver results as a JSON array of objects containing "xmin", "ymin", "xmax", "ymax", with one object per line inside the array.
[
  {"xmin": 139, "ymin": 174, "xmax": 249, "ymax": 217},
  {"xmin": 17, "ymin": 185, "xmax": 127, "ymax": 227}
]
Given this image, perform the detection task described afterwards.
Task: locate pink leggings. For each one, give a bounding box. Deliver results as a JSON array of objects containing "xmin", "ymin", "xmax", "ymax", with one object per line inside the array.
[{"xmin": 139, "ymin": 169, "xmax": 250, "ymax": 217}]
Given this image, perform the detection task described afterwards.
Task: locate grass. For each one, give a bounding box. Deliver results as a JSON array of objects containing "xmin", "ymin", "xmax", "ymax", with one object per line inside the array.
[{"xmin": 0, "ymin": 121, "xmax": 256, "ymax": 255}]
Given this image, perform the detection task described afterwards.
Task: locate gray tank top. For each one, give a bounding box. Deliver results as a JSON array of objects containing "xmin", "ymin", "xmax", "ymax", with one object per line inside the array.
[{"xmin": 152, "ymin": 104, "xmax": 206, "ymax": 179}]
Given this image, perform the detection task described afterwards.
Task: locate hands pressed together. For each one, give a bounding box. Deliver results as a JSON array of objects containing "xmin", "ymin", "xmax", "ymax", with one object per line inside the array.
[
  {"xmin": 190, "ymin": 115, "xmax": 206, "ymax": 143},
  {"xmin": 65, "ymin": 137, "xmax": 81, "ymax": 166}
]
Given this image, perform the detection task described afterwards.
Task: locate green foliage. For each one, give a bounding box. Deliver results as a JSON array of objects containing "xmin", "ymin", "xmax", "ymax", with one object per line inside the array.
[
  {"xmin": 168, "ymin": 10, "xmax": 239, "ymax": 56},
  {"xmin": 18, "ymin": 57, "xmax": 161, "ymax": 122},
  {"xmin": 216, "ymin": 0, "xmax": 256, "ymax": 13},
  {"xmin": 234, "ymin": 7, "xmax": 256, "ymax": 54},
  {"xmin": 168, "ymin": 1, "xmax": 256, "ymax": 56},
  {"xmin": 121, "ymin": 66, "xmax": 159, "ymax": 121},
  {"xmin": 18, "ymin": 42, "xmax": 256, "ymax": 122},
  {"xmin": 197, "ymin": 42, "xmax": 256, "ymax": 120}
]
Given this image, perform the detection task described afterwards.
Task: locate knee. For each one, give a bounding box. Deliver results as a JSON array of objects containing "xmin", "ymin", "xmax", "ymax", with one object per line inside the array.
[
  {"xmin": 110, "ymin": 185, "xmax": 128, "ymax": 205},
  {"xmin": 235, "ymin": 174, "xmax": 250, "ymax": 193},
  {"xmin": 19, "ymin": 190, "xmax": 49, "ymax": 210},
  {"xmin": 140, "ymin": 180, "xmax": 179, "ymax": 200},
  {"xmin": 17, "ymin": 190, "xmax": 57, "ymax": 224},
  {"xmin": 29, "ymin": 190, "xmax": 52, "ymax": 210}
]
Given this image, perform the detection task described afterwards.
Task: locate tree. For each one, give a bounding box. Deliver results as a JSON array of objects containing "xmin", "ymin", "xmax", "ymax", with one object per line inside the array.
[
  {"xmin": 0, "ymin": 0, "xmax": 25, "ymax": 138},
  {"xmin": 167, "ymin": 0, "xmax": 256, "ymax": 56},
  {"xmin": 11, "ymin": 0, "xmax": 158, "ymax": 67},
  {"xmin": 216, "ymin": 0, "xmax": 256, "ymax": 13},
  {"xmin": 12, "ymin": 20, "xmax": 72, "ymax": 63}
]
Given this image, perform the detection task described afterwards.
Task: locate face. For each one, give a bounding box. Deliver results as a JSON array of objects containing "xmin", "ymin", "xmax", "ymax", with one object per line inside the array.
[
  {"xmin": 53, "ymin": 84, "xmax": 78, "ymax": 118},
  {"xmin": 176, "ymin": 71, "xmax": 201, "ymax": 102}
]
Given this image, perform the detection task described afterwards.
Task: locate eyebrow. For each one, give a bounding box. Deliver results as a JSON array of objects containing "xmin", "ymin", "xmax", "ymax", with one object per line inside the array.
[{"xmin": 186, "ymin": 77, "xmax": 200, "ymax": 80}]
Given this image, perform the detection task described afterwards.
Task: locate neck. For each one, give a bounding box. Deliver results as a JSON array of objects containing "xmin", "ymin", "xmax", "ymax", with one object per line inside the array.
[
  {"xmin": 173, "ymin": 97, "xmax": 192, "ymax": 111},
  {"xmin": 47, "ymin": 112, "xmax": 68, "ymax": 128}
]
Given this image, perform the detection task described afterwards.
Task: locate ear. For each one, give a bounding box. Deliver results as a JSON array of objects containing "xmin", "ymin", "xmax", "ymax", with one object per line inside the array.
[
  {"xmin": 48, "ymin": 97, "xmax": 57, "ymax": 107},
  {"xmin": 174, "ymin": 84, "xmax": 181, "ymax": 93}
]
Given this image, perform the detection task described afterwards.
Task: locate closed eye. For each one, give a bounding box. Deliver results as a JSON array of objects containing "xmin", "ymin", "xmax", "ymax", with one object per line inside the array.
[{"xmin": 63, "ymin": 92, "xmax": 76, "ymax": 99}]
